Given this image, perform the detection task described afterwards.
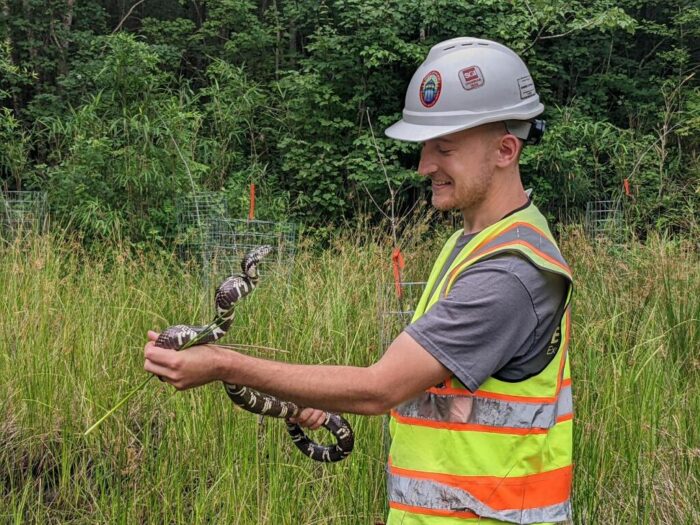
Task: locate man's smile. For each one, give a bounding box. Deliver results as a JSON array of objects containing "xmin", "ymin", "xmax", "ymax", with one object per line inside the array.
[{"xmin": 431, "ymin": 180, "xmax": 452, "ymax": 189}]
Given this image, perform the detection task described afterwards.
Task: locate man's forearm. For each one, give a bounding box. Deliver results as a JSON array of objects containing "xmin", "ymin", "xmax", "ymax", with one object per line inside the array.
[
  {"xmin": 145, "ymin": 332, "xmax": 445, "ymax": 413},
  {"xmin": 212, "ymin": 346, "xmax": 390, "ymax": 415}
]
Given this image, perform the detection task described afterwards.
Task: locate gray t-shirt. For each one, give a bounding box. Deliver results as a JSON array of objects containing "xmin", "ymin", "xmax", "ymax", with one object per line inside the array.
[{"xmin": 405, "ymin": 232, "xmax": 567, "ymax": 392}]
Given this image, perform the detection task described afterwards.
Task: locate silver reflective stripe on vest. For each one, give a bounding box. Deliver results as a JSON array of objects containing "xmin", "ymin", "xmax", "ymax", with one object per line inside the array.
[
  {"xmin": 474, "ymin": 225, "xmax": 567, "ymax": 269},
  {"xmin": 396, "ymin": 385, "xmax": 572, "ymax": 430},
  {"xmin": 388, "ymin": 472, "xmax": 572, "ymax": 524},
  {"xmin": 556, "ymin": 384, "xmax": 573, "ymax": 419}
]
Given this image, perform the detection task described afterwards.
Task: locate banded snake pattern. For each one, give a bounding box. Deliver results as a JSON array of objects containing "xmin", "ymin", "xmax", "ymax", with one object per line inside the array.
[{"xmin": 155, "ymin": 245, "xmax": 355, "ymax": 462}]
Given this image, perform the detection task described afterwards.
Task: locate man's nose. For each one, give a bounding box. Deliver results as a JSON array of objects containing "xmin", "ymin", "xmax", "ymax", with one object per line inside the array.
[{"xmin": 418, "ymin": 150, "xmax": 437, "ymax": 177}]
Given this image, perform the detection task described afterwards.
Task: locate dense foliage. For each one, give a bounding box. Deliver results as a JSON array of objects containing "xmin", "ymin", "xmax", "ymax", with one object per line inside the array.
[{"xmin": 1, "ymin": 0, "xmax": 698, "ymax": 243}]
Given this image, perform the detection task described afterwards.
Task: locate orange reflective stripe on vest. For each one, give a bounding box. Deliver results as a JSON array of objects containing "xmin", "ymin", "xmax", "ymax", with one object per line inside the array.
[{"xmin": 388, "ymin": 459, "xmax": 573, "ymax": 511}]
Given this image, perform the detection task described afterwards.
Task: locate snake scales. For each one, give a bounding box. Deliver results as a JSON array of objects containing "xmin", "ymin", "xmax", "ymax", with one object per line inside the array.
[{"xmin": 155, "ymin": 245, "xmax": 354, "ymax": 462}]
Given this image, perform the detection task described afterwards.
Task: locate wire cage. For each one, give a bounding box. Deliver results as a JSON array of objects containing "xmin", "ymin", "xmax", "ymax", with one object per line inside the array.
[
  {"xmin": 203, "ymin": 217, "xmax": 298, "ymax": 284},
  {"xmin": 175, "ymin": 190, "xmax": 298, "ymax": 301},
  {"xmin": 377, "ymin": 281, "xmax": 427, "ymax": 354},
  {"xmin": 584, "ymin": 199, "xmax": 623, "ymax": 239},
  {"xmin": 0, "ymin": 191, "xmax": 48, "ymax": 238},
  {"xmin": 175, "ymin": 191, "xmax": 230, "ymax": 260}
]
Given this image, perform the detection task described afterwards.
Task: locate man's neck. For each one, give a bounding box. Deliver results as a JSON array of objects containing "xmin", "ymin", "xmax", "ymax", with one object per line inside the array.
[{"xmin": 461, "ymin": 175, "xmax": 528, "ymax": 234}]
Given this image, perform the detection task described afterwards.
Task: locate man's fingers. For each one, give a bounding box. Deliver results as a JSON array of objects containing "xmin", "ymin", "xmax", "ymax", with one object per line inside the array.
[
  {"xmin": 309, "ymin": 411, "xmax": 327, "ymax": 430},
  {"xmin": 291, "ymin": 408, "xmax": 327, "ymax": 430},
  {"xmin": 304, "ymin": 409, "xmax": 323, "ymax": 430},
  {"xmin": 143, "ymin": 342, "xmax": 218, "ymax": 391},
  {"xmin": 144, "ymin": 359, "xmax": 174, "ymax": 381},
  {"xmin": 144, "ymin": 343, "xmax": 177, "ymax": 367},
  {"xmin": 147, "ymin": 330, "xmax": 160, "ymax": 342}
]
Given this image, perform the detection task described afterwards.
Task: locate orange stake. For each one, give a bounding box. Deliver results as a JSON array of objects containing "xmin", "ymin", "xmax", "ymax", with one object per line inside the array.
[
  {"xmin": 392, "ymin": 248, "xmax": 405, "ymax": 299},
  {"xmin": 623, "ymin": 178, "xmax": 631, "ymax": 197},
  {"xmin": 249, "ymin": 183, "xmax": 256, "ymax": 220}
]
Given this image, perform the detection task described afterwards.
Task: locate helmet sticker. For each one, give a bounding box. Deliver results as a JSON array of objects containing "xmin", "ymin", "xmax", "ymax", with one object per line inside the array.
[
  {"xmin": 459, "ymin": 66, "xmax": 485, "ymax": 91},
  {"xmin": 518, "ymin": 76, "xmax": 536, "ymax": 99},
  {"xmin": 419, "ymin": 70, "xmax": 442, "ymax": 108}
]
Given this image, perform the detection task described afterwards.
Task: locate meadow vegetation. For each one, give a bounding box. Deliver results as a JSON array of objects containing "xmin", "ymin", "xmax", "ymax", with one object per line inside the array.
[{"xmin": 1, "ymin": 228, "xmax": 698, "ymax": 524}]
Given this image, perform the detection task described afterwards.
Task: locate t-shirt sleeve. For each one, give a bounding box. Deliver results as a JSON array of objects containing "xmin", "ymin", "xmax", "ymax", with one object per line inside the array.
[{"xmin": 404, "ymin": 259, "xmax": 538, "ymax": 392}]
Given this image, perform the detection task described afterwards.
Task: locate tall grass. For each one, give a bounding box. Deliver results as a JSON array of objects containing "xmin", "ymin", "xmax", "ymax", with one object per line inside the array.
[
  {"xmin": 562, "ymin": 230, "xmax": 700, "ymax": 524},
  {"xmin": 1, "ymin": 229, "xmax": 698, "ymax": 524}
]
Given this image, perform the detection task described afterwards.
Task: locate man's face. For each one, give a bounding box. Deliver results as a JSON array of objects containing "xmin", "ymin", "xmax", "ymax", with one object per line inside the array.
[{"xmin": 418, "ymin": 125, "xmax": 501, "ymax": 213}]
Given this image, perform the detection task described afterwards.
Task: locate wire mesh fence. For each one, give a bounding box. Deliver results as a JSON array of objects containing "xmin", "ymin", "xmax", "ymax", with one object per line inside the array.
[
  {"xmin": 175, "ymin": 191, "xmax": 230, "ymax": 260},
  {"xmin": 584, "ymin": 199, "xmax": 623, "ymax": 239},
  {"xmin": 0, "ymin": 191, "xmax": 48, "ymax": 239},
  {"xmin": 175, "ymin": 191, "xmax": 297, "ymax": 286},
  {"xmin": 204, "ymin": 218, "xmax": 298, "ymax": 284},
  {"xmin": 377, "ymin": 281, "xmax": 427, "ymax": 351}
]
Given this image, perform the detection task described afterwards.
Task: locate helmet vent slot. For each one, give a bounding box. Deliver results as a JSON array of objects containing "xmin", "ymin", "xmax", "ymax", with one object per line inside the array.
[{"xmin": 443, "ymin": 46, "xmax": 455, "ymax": 51}]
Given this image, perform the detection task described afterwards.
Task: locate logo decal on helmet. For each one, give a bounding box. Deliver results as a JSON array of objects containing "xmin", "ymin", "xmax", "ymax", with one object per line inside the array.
[
  {"xmin": 419, "ymin": 70, "xmax": 442, "ymax": 108},
  {"xmin": 459, "ymin": 66, "xmax": 485, "ymax": 91},
  {"xmin": 517, "ymin": 76, "xmax": 536, "ymax": 99}
]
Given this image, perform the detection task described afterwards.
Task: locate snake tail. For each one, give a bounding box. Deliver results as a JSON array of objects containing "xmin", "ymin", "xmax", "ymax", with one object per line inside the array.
[{"xmin": 224, "ymin": 383, "xmax": 355, "ymax": 462}]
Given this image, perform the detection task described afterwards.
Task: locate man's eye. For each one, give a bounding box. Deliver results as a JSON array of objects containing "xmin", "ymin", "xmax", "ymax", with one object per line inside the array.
[{"xmin": 438, "ymin": 148, "xmax": 452, "ymax": 155}]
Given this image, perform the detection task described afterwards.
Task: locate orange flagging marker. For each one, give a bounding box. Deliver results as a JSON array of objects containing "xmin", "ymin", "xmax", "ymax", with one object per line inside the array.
[
  {"xmin": 624, "ymin": 178, "xmax": 632, "ymax": 196},
  {"xmin": 392, "ymin": 248, "xmax": 405, "ymax": 299},
  {"xmin": 248, "ymin": 183, "xmax": 256, "ymax": 220}
]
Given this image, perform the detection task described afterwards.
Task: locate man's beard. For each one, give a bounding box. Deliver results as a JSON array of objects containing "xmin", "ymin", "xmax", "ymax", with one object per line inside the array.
[{"xmin": 431, "ymin": 167, "xmax": 493, "ymax": 212}]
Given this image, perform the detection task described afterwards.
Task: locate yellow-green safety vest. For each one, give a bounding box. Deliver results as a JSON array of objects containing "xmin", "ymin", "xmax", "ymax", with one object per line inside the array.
[{"xmin": 387, "ymin": 203, "xmax": 573, "ymax": 525}]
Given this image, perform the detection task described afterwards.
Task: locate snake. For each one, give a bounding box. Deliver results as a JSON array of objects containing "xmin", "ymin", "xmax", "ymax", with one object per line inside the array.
[{"xmin": 154, "ymin": 245, "xmax": 355, "ymax": 463}]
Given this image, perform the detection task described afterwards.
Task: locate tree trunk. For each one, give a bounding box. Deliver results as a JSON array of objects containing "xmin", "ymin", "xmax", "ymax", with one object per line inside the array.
[
  {"xmin": 192, "ymin": 0, "xmax": 204, "ymax": 28},
  {"xmin": 21, "ymin": 0, "xmax": 38, "ymax": 66},
  {"xmin": 1, "ymin": 0, "xmax": 19, "ymax": 112},
  {"xmin": 57, "ymin": 0, "xmax": 75, "ymax": 78},
  {"xmin": 272, "ymin": 0, "xmax": 280, "ymax": 78},
  {"xmin": 63, "ymin": 0, "xmax": 75, "ymax": 35},
  {"xmin": 288, "ymin": 12, "xmax": 297, "ymax": 56}
]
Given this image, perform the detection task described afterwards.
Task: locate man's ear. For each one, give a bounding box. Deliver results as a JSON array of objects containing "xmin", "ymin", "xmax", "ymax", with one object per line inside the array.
[{"xmin": 495, "ymin": 134, "xmax": 522, "ymax": 168}]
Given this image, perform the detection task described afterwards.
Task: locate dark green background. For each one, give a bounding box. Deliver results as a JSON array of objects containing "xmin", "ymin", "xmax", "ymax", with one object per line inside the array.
[{"xmin": 1, "ymin": 0, "xmax": 698, "ymax": 244}]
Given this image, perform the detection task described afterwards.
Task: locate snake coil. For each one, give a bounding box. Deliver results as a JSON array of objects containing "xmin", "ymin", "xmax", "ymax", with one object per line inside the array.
[{"xmin": 155, "ymin": 245, "xmax": 354, "ymax": 462}]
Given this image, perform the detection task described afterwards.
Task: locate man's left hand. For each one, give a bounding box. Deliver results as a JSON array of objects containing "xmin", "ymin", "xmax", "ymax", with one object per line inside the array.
[{"xmin": 143, "ymin": 330, "xmax": 224, "ymax": 390}]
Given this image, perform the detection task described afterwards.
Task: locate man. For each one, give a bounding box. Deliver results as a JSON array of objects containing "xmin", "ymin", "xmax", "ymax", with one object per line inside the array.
[{"xmin": 145, "ymin": 37, "xmax": 573, "ymax": 524}]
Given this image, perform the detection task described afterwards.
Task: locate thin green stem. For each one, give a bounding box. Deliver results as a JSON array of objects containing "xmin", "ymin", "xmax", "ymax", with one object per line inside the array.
[
  {"xmin": 82, "ymin": 320, "xmax": 223, "ymax": 436},
  {"xmin": 83, "ymin": 375, "xmax": 153, "ymax": 436}
]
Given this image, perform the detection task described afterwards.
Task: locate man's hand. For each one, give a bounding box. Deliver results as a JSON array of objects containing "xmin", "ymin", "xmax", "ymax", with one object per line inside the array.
[
  {"xmin": 288, "ymin": 408, "xmax": 327, "ymax": 430},
  {"xmin": 143, "ymin": 330, "xmax": 224, "ymax": 390}
]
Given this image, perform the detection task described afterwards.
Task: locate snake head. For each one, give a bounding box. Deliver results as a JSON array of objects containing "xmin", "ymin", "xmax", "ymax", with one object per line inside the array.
[{"xmin": 241, "ymin": 245, "xmax": 274, "ymax": 279}]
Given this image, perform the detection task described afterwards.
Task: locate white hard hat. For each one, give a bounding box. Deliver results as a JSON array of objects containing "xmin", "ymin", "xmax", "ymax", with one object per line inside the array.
[{"xmin": 385, "ymin": 37, "xmax": 544, "ymax": 143}]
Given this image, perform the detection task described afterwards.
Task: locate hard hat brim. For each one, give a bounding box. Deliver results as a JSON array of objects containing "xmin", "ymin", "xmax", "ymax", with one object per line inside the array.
[
  {"xmin": 384, "ymin": 119, "xmax": 472, "ymax": 143},
  {"xmin": 385, "ymin": 102, "xmax": 545, "ymax": 143}
]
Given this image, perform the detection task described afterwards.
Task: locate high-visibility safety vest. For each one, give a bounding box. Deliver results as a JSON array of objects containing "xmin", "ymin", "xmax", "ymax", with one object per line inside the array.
[{"xmin": 387, "ymin": 203, "xmax": 574, "ymax": 525}]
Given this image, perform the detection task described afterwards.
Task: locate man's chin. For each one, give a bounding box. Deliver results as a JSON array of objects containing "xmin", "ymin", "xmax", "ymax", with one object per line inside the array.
[{"xmin": 431, "ymin": 198, "xmax": 454, "ymax": 212}]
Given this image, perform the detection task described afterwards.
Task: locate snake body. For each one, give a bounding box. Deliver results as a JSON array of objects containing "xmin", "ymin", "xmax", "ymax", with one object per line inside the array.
[{"xmin": 155, "ymin": 245, "xmax": 354, "ymax": 463}]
